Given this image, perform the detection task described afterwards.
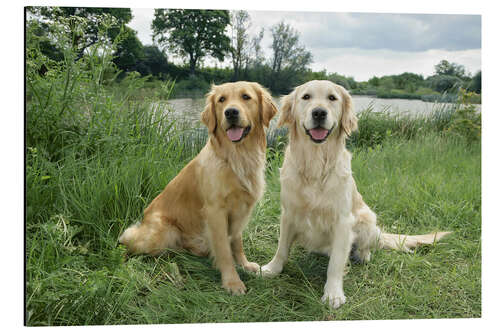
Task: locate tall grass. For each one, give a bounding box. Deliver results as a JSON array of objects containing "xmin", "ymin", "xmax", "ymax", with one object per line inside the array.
[
  {"xmin": 26, "ymin": 15, "xmax": 480, "ymax": 326},
  {"xmin": 348, "ymin": 102, "xmax": 456, "ymax": 149}
]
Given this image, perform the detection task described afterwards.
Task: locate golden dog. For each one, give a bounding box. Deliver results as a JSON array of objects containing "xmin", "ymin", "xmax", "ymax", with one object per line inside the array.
[
  {"xmin": 261, "ymin": 80, "xmax": 450, "ymax": 308},
  {"xmin": 119, "ymin": 81, "xmax": 277, "ymax": 294}
]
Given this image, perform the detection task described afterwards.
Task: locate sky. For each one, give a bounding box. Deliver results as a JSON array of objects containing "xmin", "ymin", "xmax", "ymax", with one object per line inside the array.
[{"xmin": 128, "ymin": 8, "xmax": 481, "ymax": 81}]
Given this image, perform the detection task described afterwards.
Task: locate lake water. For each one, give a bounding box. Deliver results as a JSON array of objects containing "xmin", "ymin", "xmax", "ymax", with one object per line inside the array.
[{"xmin": 155, "ymin": 96, "xmax": 480, "ymax": 128}]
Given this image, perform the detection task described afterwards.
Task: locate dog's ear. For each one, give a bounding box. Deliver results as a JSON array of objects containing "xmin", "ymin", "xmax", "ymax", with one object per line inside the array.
[
  {"xmin": 339, "ymin": 86, "xmax": 358, "ymax": 136},
  {"xmin": 253, "ymin": 82, "xmax": 277, "ymax": 127},
  {"xmin": 201, "ymin": 85, "xmax": 217, "ymax": 134},
  {"xmin": 277, "ymin": 90, "xmax": 295, "ymax": 128}
]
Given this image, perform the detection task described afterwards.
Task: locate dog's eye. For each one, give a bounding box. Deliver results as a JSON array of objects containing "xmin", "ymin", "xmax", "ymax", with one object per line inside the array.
[
  {"xmin": 219, "ymin": 96, "xmax": 225, "ymax": 103},
  {"xmin": 242, "ymin": 94, "xmax": 251, "ymax": 100},
  {"xmin": 302, "ymin": 94, "xmax": 310, "ymax": 100},
  {"xmin": 328, "ymin": 95, "xmax": 337, "ymax": 101}
]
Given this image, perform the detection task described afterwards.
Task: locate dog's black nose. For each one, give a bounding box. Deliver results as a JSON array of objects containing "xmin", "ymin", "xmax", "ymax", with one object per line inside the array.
[
  {"xmin": 312, "ymin": 108, "xmax": 327, "ymax": 122},
  {"xmin": 224, "ymin": 108, "xmax": 240, "ymax": 122}
]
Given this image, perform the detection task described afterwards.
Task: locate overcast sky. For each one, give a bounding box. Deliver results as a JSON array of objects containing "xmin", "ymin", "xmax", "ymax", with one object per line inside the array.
[{"xmin": 128, "ymin": 8, "xmax": 481, "ymax": 81}]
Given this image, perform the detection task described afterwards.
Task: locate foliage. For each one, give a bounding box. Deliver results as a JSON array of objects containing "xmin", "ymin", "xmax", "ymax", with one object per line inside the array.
[
  {"xmin": 27, "ymin": 8, "xmax": 481, "ymax": 100},
  {"xmin": 135, "ymin": 45, "xmax": 170, "ymax": 78},
  {"xmin": 347, "ymin": 104, "xmax": 455, "ymax": 149},
  {"xmin": 248, "ymin": 28, "xmax": 266, "ymax": 68},
  {"xmin": 229, "ymin": 10, "xmax": 252, "ymax": 81},
  {"xmin": 152, "ymin": 9, "xmax": 231, "ymax": 75},
  {"xmin": 445, "ymin": 89, "xmax": 481, "ymax": 142},
  {"xmin": 112, "ymin": 26, "xmax": 144, "ymax": 74},
  {"xmin": 171, "ymin": 76, "xmax": 212, "ymax": 98},
  {"xmin": 27, "ymin": 6, "xmax": 132, "ymax": 61},
  {"xmin": 469, "ymin": 71, "xmax": 481, "ymax": 94},
  {"xmin": 434, "ymin": 59, "xmax": 468, "ymax": 79},
  {"xmin": 427, "ymin": 74, "xmax": 463, "ymax": 93},
  {"xmin": 392, "ymin": 72, "xmax": 424, "ymax": 92},
  {"xmin": 268, "ymin": 21, "xmax": 313, "ymax": 94},
  {"xmin": 352, "ymin": 60, "xmax": 478, "ymax": 101},
  {"xmin": 26, "ymin": 13, "xmax": 131, "ymax": 159},
  {"xmin": 375, "ymin": 90, "xmax": 422, "ymax": 100}
]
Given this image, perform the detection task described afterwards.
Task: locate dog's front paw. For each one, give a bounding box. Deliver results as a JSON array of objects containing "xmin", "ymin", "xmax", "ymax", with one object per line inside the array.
[
  {"xmin": 243, "ymin": 261, "xmax": 260, "ymax": 273},
  {"xmin": 321, "ymin": 289, "xmax": 346, "ymax": 309},
  {"xmin": 222, "ymin": 278, "xmax": 247, "ymax": 295},
  {"xmin": 260, "ymin": 263, "xmax": 281, "ymax": 278}
]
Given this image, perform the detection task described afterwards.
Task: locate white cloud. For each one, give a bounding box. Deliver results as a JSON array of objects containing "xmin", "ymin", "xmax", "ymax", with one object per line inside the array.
[{"xmin": 311, "ymin": 48, "xmax": 481, "ymax": 81}]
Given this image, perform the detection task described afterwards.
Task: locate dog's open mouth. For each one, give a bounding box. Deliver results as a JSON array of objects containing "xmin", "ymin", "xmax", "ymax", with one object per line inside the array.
[
  {"xmin": 226, "ymin": 125, "xmax": 251, "ymax": 142},
  {"xmin": 305, "ymin": 126, "xmax": 332, "ymax": 143}
]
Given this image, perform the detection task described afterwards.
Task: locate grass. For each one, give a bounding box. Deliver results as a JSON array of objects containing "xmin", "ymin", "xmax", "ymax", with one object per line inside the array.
[
  {"xmin": 25, "ymin": 19, "xmax": 481, "ymax": 325},
  {"xmin": 26, "ymin": 127, "xmax": 481, "ymax": 325}
]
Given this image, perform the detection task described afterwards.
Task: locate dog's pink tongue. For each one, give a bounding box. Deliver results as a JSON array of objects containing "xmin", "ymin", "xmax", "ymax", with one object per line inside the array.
[
  {"xmin": 309, "ymin": 128, "xmax": 328, "ymax": 140},
  {"xmin": 227, "ymin": 127, "xmax": 244, "ymax": 141}
]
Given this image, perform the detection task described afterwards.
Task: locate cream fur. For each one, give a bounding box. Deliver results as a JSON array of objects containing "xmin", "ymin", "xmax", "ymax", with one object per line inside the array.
[{"xmin": 262, "ymin": 80, "xmax": 450, "ymax": 308}]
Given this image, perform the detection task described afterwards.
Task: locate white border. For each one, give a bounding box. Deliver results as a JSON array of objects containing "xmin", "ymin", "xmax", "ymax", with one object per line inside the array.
[{"xmin": 5, "ymin": 0, "xmax": 498, "ymax": 332}]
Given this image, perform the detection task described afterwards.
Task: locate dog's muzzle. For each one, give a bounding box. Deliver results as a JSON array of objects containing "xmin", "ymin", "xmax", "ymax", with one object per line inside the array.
[
  {"xmin": 305, "ymin": 108, "xmax": 333, "ymax": 143},
  {"xmin": 224, "ymin": 107, "xmax": 250, "ymax": 142}
]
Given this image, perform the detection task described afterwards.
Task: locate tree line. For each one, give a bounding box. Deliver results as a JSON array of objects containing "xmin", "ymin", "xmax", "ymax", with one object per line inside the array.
[{"xmin": 26, "ymin": 7, "xmax": 481, "ymax": 98}]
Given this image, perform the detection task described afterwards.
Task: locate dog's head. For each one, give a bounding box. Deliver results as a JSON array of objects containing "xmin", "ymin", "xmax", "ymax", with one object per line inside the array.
[
  {"xmin": 278, "ymin": 80, "xmax": 357, "ymax": 144},
  {"xmin": 201, "ymin": 81, "xmax": 277, "ymax": 145}
]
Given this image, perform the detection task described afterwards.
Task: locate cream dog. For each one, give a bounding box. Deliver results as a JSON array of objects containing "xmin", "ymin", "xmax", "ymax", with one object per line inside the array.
[{"xmin": 261, "ymin": 80, "xmax": 450, "ymax": 308}]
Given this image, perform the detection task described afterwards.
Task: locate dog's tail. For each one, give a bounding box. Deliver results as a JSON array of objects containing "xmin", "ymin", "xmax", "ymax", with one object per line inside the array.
[
  {"xmin": 378, "ymin": 231, "xmax": 451, "ymax": 252},
  {"xmin": 119, "ymin": 216, "xmax": 182, "ymax": 256}
]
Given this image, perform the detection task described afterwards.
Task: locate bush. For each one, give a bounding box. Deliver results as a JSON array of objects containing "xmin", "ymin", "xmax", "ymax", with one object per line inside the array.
[
  {"xmin": 350, "ymin": 88, "xmax": 378, "ymax": 96},
  {"xmin": 445, "ymin": 89, "xmax": 481, "ymax": 142},
  {"xmin": 347, "ymin": 104, "xmax": 455, "ymax": 149},
  {"xmin": 427, "ymin": 74, "xmax": 463, "ymax": 93},
  {"xmin": 376, "ymin": 90, "xmax": 422, "ymax": 100},
  {"xmin": 171, "ymin": 76, "xmax": 211, "ymax": 98}
]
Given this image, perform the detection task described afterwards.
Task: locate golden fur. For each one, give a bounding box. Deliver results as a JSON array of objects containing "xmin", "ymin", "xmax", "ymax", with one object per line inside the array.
[
  {"xmin": 119, "ymin": 81, "xmax": 277, "ymax": 294},
  {"xmin": 261, "ymin": 80, "xmax": 450, "ymax": 308}
]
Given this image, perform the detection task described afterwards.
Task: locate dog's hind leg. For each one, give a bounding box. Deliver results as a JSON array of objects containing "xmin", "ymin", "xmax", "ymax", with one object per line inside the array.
[
  {"xmin": 119, "ymin": 214, "xmax": 182, "ymax": 256},
  {"xmin": 351, "ymin": 203, "xmax": 380, "ymax": 264}
]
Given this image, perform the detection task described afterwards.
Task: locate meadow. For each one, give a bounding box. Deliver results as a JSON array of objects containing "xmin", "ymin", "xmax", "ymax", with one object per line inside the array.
[{"xmin": 25, "ymin": 28, "xmax": 481, "ymax": 325}]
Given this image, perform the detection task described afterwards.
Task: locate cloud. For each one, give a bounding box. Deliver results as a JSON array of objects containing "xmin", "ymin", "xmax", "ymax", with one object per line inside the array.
[
  {"xmin": 248, "ymin": 11, "xmax": 481, "ymax": 52},
  {"xmin": 311, "ymin": 48, "xmax": 481, "ymax": 81},
  {"xmin": 129, "ymin": 8, "xmax": 155, "ymax": 45}
]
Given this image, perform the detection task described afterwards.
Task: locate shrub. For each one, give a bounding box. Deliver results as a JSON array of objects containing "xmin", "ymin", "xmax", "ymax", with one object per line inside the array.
[
  {"xmin": 376, "ymin": 90, "xmax": 422, "ymax": 100},
  {"xmin": 171, "ymin": 76, "xmax": 211, "ymax": 98},
  {"xmin": 347, "ymin": 103, "xmax": 455, "ymax": 149},
  {"xmin": 445, "ymin": 88, "xmax": 481, "ymax": 142},
  {"xmin": 427, "ymin": 74, "xmax": 463, "ymax": 93}
]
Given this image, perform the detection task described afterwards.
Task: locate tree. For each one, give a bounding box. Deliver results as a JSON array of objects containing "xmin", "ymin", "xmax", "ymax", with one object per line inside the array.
[
  {"xmin": 27, "ymin": 6, "xmax": 132, "ymax": 61},
  {"xmin": 434, "ymin": 59, "xmax": 467, "ymax": 79},
  {"xmin": 328, "ymin": 72, "xmax": 356, "ymax": 90},
  {"xmin": 136, "ymin": 45, "xmax": 169, "ymax": 77},
  {"xmin": 392, "ymin": 72, "xmax": 424, "ymax": 91},
  {"xmin": 229, "ymin": 10, "xmax": 251, "ymax": 81},
  {"xmin": 469, "ymin": 71, "xmax": 481, "ymax": 94},
  {"xmin": 427, "ymin": 75, "xmax": 463, "ymax": 93},
  {"xmin": 249, "ymin": 28, "xmax": 265, "ymax": 67},
  {"xmin": 269, "ymin": 21, "xmax": 312, "ymax": 93},
  {"xmin": 368, "ymin": 76, "xmax": 381, "ymax": 87},
  {"xmin": 112, "ymin": 26, "xmax": 144, "ymax": 73},
  {"xmin": 152, "ymin": 9, "xmax": 231, "ymax": 76}
]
